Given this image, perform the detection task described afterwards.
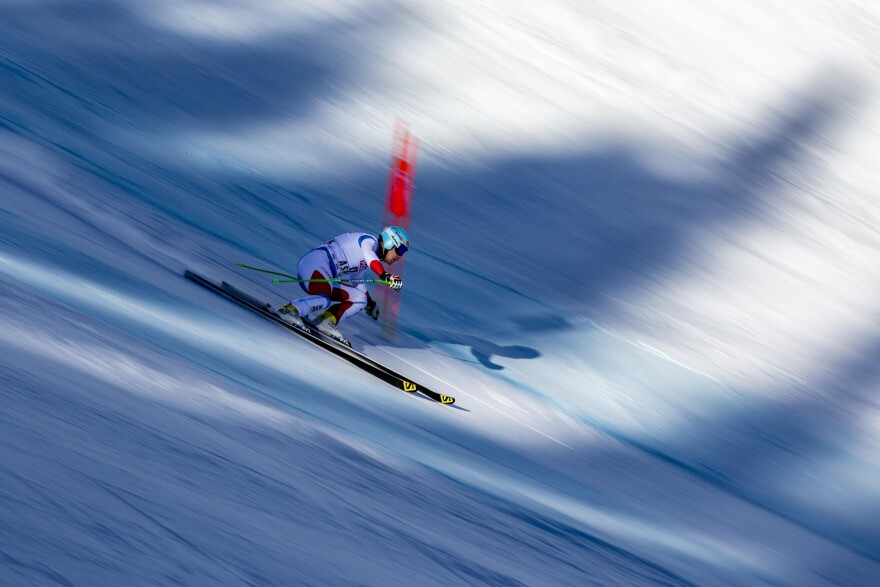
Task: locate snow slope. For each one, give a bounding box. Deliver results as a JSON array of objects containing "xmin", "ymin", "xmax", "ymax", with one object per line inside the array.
[{"xmin": 2, "ymin": 1, "xmax": 879, "ymax": 585}]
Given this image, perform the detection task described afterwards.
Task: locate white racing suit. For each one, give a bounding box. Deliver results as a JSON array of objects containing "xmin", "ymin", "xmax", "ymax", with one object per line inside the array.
[{"xmin": 287, "ymin": 232, "xmax": 386, "ymax": 324}]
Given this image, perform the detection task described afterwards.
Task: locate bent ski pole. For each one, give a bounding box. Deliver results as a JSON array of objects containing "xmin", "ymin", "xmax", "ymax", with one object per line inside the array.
[{"xmin": 237, "ymin": 263, "xmax": 297, "ymax": 280}]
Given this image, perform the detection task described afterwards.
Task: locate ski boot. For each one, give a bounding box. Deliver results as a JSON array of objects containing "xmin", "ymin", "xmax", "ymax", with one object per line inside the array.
[
  {"xmin": 307, "ymin": 311, "xmax": 351, "ymax": 347},
  {"xmin": 277, "ymin": 304, "xmax": 306, "ymax": 329}
]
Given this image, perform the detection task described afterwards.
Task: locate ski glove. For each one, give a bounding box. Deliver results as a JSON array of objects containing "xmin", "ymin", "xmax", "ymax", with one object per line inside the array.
[
  {"xmin": 364, "ymin": 297, "xmax": 380, "ymax": 320},
  {"xmin": 381, "ymin": 273, "xmax": 403, "ymax": 291}
]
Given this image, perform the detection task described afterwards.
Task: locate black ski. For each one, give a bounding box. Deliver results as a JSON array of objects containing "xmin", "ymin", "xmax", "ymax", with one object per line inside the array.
[{"xmin": 184, "ymin": 270, "xmax": 455, "ymax": 405}]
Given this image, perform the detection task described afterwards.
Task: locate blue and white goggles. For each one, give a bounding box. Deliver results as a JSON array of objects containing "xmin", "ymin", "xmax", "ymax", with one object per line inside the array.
[{"xmin": 395, "ymin": 244, "xmax": 408, "ymax": 255}]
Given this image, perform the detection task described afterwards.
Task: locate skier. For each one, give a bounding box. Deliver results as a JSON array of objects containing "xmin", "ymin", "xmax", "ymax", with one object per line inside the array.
[{"xmin": 277, "ymin": 226, "xmax": 409, "ymax": 345}]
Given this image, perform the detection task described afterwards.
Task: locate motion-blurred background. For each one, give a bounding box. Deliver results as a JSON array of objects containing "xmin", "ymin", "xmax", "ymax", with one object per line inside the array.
[{"xmin": 1, "ymin": 1, "xmax": 879, "ymax": 585}]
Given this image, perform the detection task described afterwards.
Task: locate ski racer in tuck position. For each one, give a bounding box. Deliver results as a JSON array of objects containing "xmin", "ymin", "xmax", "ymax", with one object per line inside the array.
[{"xmin": 277, "ymin": 226, "xmax": 409, "ymax": 345}]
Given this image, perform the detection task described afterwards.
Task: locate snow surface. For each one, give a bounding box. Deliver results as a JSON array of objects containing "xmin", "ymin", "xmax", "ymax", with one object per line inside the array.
[{"xmin": 2, "ymin": 1, "xmax": 880, "ymax": 585}]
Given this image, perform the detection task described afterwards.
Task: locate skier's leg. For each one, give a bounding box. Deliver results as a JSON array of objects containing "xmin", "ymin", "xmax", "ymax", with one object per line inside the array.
[
  {"xmin": 283, "ymin": 250, "xmax": 333, "ymax": 316},
  {"xmin": 323, "ymin": 284, "xmax": 368, "ymax": 324}
]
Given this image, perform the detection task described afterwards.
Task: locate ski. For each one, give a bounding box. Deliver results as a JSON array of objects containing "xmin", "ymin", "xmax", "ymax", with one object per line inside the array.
[{"xmin": 184, "ymin": 270, "xmax": 455, "ymax": 405}]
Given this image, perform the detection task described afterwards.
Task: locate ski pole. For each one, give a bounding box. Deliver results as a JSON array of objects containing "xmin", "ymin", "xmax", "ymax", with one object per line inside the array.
[
  {"xmin": 237, "ymin": 263, "xmax": 297, "ymax": 280},
  {"xmin": 271, "ymin": 278, "xmax": 389, "ymax": 285},
  {"xmin": 237, "ymin": 263, "xmax": 390, "ymax": 285}
]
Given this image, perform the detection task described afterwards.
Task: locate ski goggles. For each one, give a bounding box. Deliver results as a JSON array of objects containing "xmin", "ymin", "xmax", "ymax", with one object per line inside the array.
[{"xmin": 395, "ymin": 244, "xmax": 408, "ymax": 255}]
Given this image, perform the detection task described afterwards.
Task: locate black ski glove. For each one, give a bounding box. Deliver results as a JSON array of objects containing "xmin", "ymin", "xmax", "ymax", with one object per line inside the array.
[{"xmin": 364, "ymin": 297, "xmax": 380, "ymax": 320}]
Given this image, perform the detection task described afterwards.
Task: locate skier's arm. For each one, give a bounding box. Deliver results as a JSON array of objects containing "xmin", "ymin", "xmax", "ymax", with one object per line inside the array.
[
  {"xmin": 360, "ymin": 235, "xmax": 402, "ymax": 289},
  {"xmin": 371, "ymin": 262, "xmax": 402, "ymax": 290},
  {"xmin": 360, "ymin": 236, "xmax": 386, "ymax": 277}
]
